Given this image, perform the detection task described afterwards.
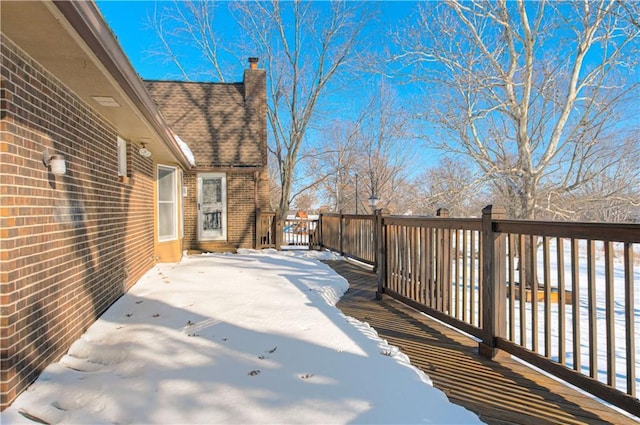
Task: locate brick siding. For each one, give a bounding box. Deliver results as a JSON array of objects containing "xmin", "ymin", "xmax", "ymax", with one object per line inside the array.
[
  {"xmin": 0, "ymin": 35, "xmax": 156, "ymax": 409},
  {"xmin": 146, "ymin": 70, "xmax": 269, "ymax": 252},
  {"xmin": 183, "ymin": 170, "xmax": 270, "ymax": 251}
]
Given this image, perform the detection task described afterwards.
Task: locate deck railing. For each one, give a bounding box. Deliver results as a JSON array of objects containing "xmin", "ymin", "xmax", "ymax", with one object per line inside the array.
[
  {"xmin": 319, "ymin": 213, "xmax": 376, "ymax": 266},
  {"xmin": 382, "ymin": 209, "xmax": 484, "ymax": 338},
  {"xmin": 282, "ymin": 217, "xmax": 318, "ymax": 248},
  {"xmin": 317, "ymin": 205, "xmax": 640, "ymax": 416},
  {"xmin": 493, "ymin": 215, "xmax": 639, "ymax": 414},
  {"xmin": 256, "ymin": 209, "xmax": 276, "ymax": 249},
  {"xmin": 255, "ymin": 209, "xmax": 319, "ymax": 249}
]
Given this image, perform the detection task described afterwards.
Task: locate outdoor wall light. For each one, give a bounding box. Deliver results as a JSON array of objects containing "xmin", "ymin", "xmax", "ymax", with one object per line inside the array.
[
  {"xmin": 42, "ymin": 149, "xmax": 66, "ymax": 175},
  {"xmin": 138, "ymin": 143, "xmax": 152, "ymax": 158}
]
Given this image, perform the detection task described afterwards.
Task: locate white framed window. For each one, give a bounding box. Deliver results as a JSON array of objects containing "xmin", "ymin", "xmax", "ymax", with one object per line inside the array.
[
  {"xmin": 179, "ymin": 169, "xmax": 184, "ymax": 238},
  {"xmin": 158, "ymin": 165, "xmax": 178, "ymax": 242},
  {"xmin": 117, "ymin": 136, "xmax": 127, "ymax": 177}
]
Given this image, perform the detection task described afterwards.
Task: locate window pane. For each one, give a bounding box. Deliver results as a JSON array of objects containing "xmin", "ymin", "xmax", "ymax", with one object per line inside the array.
[
  {"xmin": 158, "ymin": 203, "xmax": 175, "ymax": 239},
  {"xmin": 158, "ymin": 166, "xmax": 177, "ymax": 241},
  {"xmin": 203, "ymin": 211, "xmax": 222, "ymax": 230},
  {"xmin": 158, "ymin": 168, "xmax": 175, "ymax": 202},
  {"xmin": 203, "ymin": 178, "xmax": 222, "ymax": 203}
]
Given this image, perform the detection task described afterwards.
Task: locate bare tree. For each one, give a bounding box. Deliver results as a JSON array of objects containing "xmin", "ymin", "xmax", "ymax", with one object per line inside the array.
[
  {"xmin": 307, "ymin": 120, "xmax": 361, "ymax": 213},
  {"xmin": 393, "ymin": 0, "xmax": 640, "ymax": 219},
  {"xmin": 230, "ymin": 1, "xmax": 373, "ymax": 218},
  {"xmin": 291, "ymin": 192, "xmax": 317, "ymax": 213},
  {"xmin": 307, "ymin": 81, "xmax": 415, "ymax": 215},
  {"xmin": 147, "ymin": 0, "xmax": 373, "ymax": 219},
  {"xmin": 413, "ymin": 157, "xmax": 488, "ymax": 217},
  {"xmin": 146, "ymin": 0, "xmax": 235, "ymax": 81},
  {"xmin": 267, "ymin": 154, "xmax": 282, "ymax": 211},
  {"xmin": 355, "ymin": 81, "xmax": 415, "ymax": 214},
  {"xmin": 539, "ymin": 135, "xmax": 640, "ymax": 222}
]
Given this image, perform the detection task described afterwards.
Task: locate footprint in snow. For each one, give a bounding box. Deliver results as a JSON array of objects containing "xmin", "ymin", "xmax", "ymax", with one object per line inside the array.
[
  {"xmin": 59, "ymin": 355, "xmax": 103, "ymax": 372},
  {"xmin": 257, "ymin": 347, "xmax": 277, "ymax": 359},
  {"xmin": 19, "ymin": 405, "xmax": 65, "ymax": 425}
]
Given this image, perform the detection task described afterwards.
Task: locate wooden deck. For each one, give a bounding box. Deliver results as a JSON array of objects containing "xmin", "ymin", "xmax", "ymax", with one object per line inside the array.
[{"xmin": 325, "ymin": 260, "xmax": 638, "ymax": 425}]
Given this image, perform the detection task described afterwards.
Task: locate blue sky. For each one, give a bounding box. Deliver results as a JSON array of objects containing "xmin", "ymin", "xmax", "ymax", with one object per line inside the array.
[
  {"xmin": 95, "ymin": 0, "xmax": 438, "ymax": 176},
  {"xmin": 97, "ymin": 1, "xmax": 419, "ymax": 81},
  {"xmin": 97, "ymin": 1, "xmax": 187, "ymax": 80}
]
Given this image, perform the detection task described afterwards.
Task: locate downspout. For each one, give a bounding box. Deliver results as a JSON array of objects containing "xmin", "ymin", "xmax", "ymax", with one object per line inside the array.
[{"xmin": 254, "ymin": 170, "xmax": 259, "ymax": 248}]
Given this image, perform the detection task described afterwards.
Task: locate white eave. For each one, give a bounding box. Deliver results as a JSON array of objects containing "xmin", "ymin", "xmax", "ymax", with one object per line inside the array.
[{"xmin": 52, "ymin": 1, "xmax": 194, "ymax": 169}]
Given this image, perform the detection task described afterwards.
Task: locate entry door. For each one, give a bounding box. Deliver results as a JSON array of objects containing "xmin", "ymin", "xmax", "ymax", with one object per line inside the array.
[{"xmin": 197, "ymin": 173, "xmax": 227, "ymax": 241}]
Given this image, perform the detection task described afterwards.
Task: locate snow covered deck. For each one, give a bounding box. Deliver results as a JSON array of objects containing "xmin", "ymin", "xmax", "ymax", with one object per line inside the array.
[{"xmin": 328, "ymin": 260, "xmax": 639, "ymax": 425}]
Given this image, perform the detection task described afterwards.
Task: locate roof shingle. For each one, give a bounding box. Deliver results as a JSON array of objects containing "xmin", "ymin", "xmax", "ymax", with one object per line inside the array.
[{"xmin": 145, "ymin": 77, "xmax": 266, "ymax": 168}]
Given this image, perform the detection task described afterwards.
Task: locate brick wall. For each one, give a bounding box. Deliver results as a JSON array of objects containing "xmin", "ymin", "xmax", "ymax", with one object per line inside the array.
[
  {"xmin": 227, "ymin": 172, "xmax": 257, "ymax": 248},
  {"xmin": 256, "ymin": 169, "xmax": 270, "ymax": 211},
  {"xmin": 183, "ymin": 171, "xmax": 271, "ymax": 251},
  {"xmin": 0, "ymin": 35, "xmax": 156, "ymax": 409}
]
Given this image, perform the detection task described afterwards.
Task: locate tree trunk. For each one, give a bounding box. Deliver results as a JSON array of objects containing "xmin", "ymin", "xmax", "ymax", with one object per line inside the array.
[{"xmin": 518, "ymin": 177, "xmax": 539, "ymax": 287}]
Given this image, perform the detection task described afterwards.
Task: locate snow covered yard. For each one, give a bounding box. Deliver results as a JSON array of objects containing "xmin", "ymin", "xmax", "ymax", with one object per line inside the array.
[{"xmin": 2, "ymin": 249, "xmax": 481, "ymax": 424}]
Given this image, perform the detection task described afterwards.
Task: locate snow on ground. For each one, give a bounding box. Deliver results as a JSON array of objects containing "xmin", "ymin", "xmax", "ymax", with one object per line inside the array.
[{"xmin": 2, "ymin": 249, "xmax": 482, "ymax": 424}]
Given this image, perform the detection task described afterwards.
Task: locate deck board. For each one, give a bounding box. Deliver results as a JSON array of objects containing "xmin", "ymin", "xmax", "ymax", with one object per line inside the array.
[{"xmin": 325, "ymin": 260, "xmax": 638, "ymax": 425}]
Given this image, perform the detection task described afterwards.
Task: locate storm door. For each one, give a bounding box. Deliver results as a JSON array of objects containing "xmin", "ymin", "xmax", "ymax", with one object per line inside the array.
[{"xmin": 197, "ymin": 173, "xmax": 227, "ymax": 241}]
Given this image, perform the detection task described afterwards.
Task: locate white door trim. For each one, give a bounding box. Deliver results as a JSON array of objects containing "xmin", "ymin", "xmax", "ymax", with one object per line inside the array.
[{"xmin": 197, "ymin": 173, "xmax": 227, "ymax": 241}]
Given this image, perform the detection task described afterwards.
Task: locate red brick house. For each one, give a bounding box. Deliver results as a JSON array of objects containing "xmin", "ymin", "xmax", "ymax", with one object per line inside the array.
[{"xmin": 0, "ymin": 0, "xmax": 268, "ymax": 409}]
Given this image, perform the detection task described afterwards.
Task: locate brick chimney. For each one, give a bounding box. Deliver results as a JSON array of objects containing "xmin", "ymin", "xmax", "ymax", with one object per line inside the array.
[
  {"xmin": 244, "ymin": 57, "xmax": 264, "ymax": 102},
  {"xmin": 243, "ymin": 57, "xmax": 267, "ymax": 167}
]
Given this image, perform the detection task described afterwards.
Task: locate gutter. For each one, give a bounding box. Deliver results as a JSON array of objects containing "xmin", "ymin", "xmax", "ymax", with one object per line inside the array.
[{"xmin": 51, "ymin": 0, "xmax": 193, "ymax": 170}]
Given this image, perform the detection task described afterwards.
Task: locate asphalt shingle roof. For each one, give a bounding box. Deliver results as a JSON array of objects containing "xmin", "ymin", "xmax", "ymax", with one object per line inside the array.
[{"xmin": 145, "ymin": 80, "xmax": 264, "ymax": 168}]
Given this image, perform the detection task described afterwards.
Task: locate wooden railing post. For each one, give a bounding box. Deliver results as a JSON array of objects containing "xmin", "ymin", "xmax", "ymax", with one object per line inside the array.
[
  {"xmin": 318, "ymin": 213, "xmax": 323, "ymax": 249},
  {"xmin": 339, "ymin": 211, "xmax": 344, "ymax": 256},
  {"xmin": 373, "ymin": 210, "xmax": 380, "ymax": 272},
  {"xmin": 436, "ymin": 208, "xmax": 450, "ymax": 312},
  {"xmin": 255, "ymin": 208, "xmax": 262, "ymax": 249},
  {"xmin": 275, "ymin": 210, "xmax": 283, "ymax": 250},
  {"xmin": 480, "ymin": 205, "xmax": 507, "ymax": 358},
  {"xmin": 436, "ymin": 208, "xmax": 449, "ymax": 218},
  {"xmin": 375, "ymin": 209, "xmax": 385, "ymax": 300}
]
